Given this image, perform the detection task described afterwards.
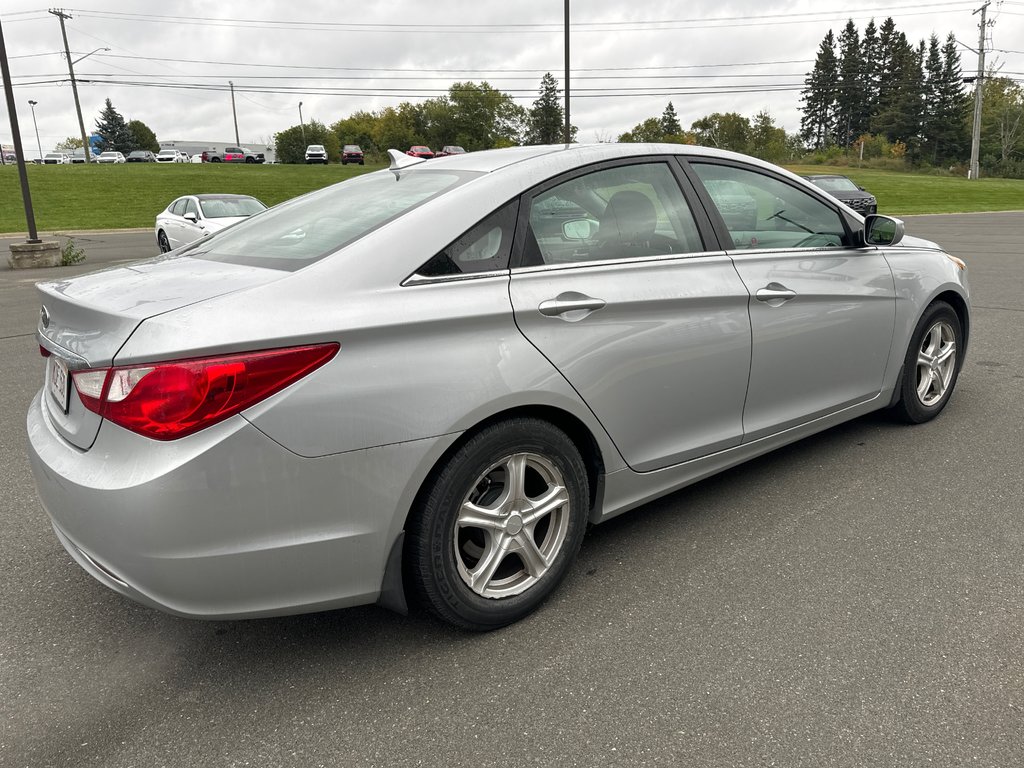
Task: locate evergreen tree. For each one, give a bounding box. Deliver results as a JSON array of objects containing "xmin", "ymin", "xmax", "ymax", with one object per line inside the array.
[
  {"xmin": 872, "ymin": 29, "xmax": 924, "ymax": 149},
  {"xmin": 749, "ymin": 110, "xmax": 789, "ymax": 162},
  {"xmin": 935, "ymin": 33, "xmax": 971, "ymax": 162},
  {"xmin": 921, "ymin": 35, "xmax": 945, "ymax": 162},
  {"xmin": 660, "ymin": 102, "xmax": 682, "ymax": 135},
  {"xmin": 835, "ymin": 20, "xmax": 865, "ymax": 147},
  {"xmin": 94, "ymin": 99, "xmax": 132, "ymax": 153},
  {"xmin": 526, "ymin": 73, "xmax": 567, "ymax": 144},
  {"xmin": 861, "ymin": 20, "xmax": 881, "ymax": 118},
  {"xmin": 800, "ymin": 29, "xmax": 839, "ymax": 148}
]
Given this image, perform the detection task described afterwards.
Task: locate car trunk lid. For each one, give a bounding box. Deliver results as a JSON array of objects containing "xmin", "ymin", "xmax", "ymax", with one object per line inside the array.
[{"xmin": 36, "ymin": 256, "xmax": 283, "ymax": 450}]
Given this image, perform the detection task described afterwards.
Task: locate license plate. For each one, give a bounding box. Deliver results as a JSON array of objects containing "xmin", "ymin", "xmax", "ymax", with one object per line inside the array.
[{"xmin": 48, "ymin": 356, "xmax": 70, "ymax": 413}]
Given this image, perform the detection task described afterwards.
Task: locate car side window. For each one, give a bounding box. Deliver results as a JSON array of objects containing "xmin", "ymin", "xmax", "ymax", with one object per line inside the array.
[
  {"xmin": 522, "ymin": 162, "xmax": 703, "ymax": 267},
  {"xmin": 691, "ymin": 163, "xmax": 848, "ymax": 250},
  {"xmin": 170, "ymin": 199, "xmax": 187, "ymax": 216},
  {"xmin": 415, "ymin": 200, "xmax": 519, "ymax": 278},
  {"xmin": 184, "ymin": 199, "xmax": 199, "ymax": 218}
]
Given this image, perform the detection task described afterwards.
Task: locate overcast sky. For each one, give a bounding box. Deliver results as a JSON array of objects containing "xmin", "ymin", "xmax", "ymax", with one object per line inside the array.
[{"xmin": 3, "ymin": 1, "xmax": 1023, "ymax": 155}]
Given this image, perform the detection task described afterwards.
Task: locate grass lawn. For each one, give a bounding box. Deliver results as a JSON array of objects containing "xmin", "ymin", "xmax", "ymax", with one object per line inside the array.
[
  {"xmin": 3, "ymin": 160, "xmax": 1023, "ymax": 234},
  {"xmin": 785, "ymin": 165, "xmax": 1024, "ymax": 215},
  {"xmin": 0, "ymin": 162, "xmax": 382, "ymax": 234}
]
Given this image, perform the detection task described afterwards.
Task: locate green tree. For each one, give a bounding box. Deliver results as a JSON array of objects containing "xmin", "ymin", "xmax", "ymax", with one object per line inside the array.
[
  {"xmin": 526, "ymin": 72, "xmax": 566, "ymax": 144},
  {"xmin": 660, "ymin": 102, "xmax": 682, "ymax": 135},
  {"xmin": 94, "ymin": 98, "xmax": 132, "ymax": 154},
  {"xmin": 932, "ymin": 34, "xmax": 971, "ymax": 163},
  {"xmin": 618, "ymin": 117, "xmax": 666, "ymax": 143},
  {"xmin": 274, "ymin": 118, "xmax": 338, "ymax": 163},
  {"xmin": 331, "ymin": 110, "xmax": 380, "ymax": 155},
  {"xmin": 446, "ymin": 81, "xmax": 526, "ymax": 149},
  {"xmin": 835, "ymin": 20, "xmax": 865, "ymax": 146},
  {"xmin": 127, "ymin": 119, "xmax": 159, "ymax": 152},
  {"xmin": 980, "ymin": 76, "xmax": 1024, "ymax": 166},
  {"xmin": 691, "ymin": 112, "xmax": 751, "ymax": 153},
  {"xmin": 749, "ymin": 111, "xmax": 789, "ymax": 162},
  {"xmin": 54, "ymin": 136, "xmax": 83, "ymax": 151},
  {"xmin": 861, "ymin": 19, "xmax": 881, "ymax": 117},
  {"xmin": 800, "ymin": 30, "xmax": 839, "ymax": 148},
  {"xmin": 872, "ymin": 31, "xmax": 924, "ymax": 152}
]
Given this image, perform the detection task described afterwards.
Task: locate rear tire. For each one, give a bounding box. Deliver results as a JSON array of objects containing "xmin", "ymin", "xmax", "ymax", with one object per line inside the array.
[
  {"xmin": 891, "ymin": 300, "xmax": 963, "ymax": 423},
  {"xmin": 406, "ymin": 418, "xmax": 589, "ymax": 631}
]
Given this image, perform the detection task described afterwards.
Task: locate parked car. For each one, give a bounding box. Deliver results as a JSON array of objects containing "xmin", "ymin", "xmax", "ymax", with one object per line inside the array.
[
  {"xmin": 802, "ymin": 174, "xmax": 878, "ymax": 215},
  {"xmin": 434, "ymin": 145, "xmax": 466, "ymax": 157},
  {"xmin": 71, "ymin": 148, "xmax": 89, "ymax": 164},
  {"xmin": 2, "ymin": 151, "xmax": 16, "ymax": 163},
  {"xmin": 43, "ymin": 152, "xmax": 72, "ymax": 164},
  {"xmin": 28, "ymin": 144, "xmax": 970, "ymax": 632},
  {"xmin": 126, "ymin": 151, "xmax": 157, "ymax": 163},
  {"xmin": 154, "ymin": 193, "xmax": 267, "ymax": 252},
  {"xmin": 201, "ymin": 147, "xmax": 258, "ymax": 163},
  {"xmin": 406, "ymin": 145, "xmax": 434, "ymax": 159},
  {"xmin": 95, "ymin": 151, "xmax": 127, "ymax": 164},
  {"xmin": 340, "ymin": 144, "xmax": 364, "ymax": 165},
  {"xmin": 156, "ymin": 149, "xmax": 189, "ymax": 163},
  {"xmin": 304, "ymin": 144, "xmax": 328, "ymax": 164}
]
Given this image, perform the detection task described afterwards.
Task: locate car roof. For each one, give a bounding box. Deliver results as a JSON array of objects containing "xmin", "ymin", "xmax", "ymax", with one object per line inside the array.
[
  {"xmin": 802, "ymin": 173, "xmax": 850, "ymax": 180},
  {"xmin": 192, "ymin": 194, "xmax": 257, "ymax": 201}
]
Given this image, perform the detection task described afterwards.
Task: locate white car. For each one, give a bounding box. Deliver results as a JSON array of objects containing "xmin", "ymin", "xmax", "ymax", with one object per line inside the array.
[
  {"xmin": 155, "ymin": 193, "xmax": 267, "ymax": 252},
  {"xmin": 304, "ymin": 144, "xmax": 328, "ymax": 164},
  {"xmin": 95, "ymin": 151, "xmax": 127, "ymax": 164},
  {"xmin": 43, "ymin": 152, "xmax": 72, "ymax": 165},
  {"xmin": 156, "ymin": 149, "xmax": 189, "ymax": 163}
]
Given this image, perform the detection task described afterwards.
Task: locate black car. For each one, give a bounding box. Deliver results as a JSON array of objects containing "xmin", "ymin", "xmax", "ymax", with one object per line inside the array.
[
  {"xmin": 126, "ymin": 150, "xmax": 157, "ymax": 163},
  {"xmin": 802, "ymin": 174, "xmax": 877, "ymax": 215}
]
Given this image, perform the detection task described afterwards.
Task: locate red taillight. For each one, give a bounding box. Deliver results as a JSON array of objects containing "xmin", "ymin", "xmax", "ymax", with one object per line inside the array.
[{"xmin": 73, "ymin": 344, "xmax": 339, "ymax": 440}]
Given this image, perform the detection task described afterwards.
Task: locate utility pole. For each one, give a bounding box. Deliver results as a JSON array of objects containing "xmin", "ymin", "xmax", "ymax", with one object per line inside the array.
[
  {"xmin": 968, "ymin": 1, "xmax": 991, "ymax": 180},
  {"xmin": 563, "ymin": 0, "xmax": 570, "ymax": 144},
  {"xmin": 298, "ymin": 101, "xmax": 305, "ymax": 144},
  {"xmin": 0, "ymin": 17, "xmax": 41, "ymax": 242},
  {"xmin": 229, "ymin": 81, "xmax": 240, "ymax": 145},
  {"xmin": 49, "ymin": 9, "xmax": 92, "ymax": 162}
]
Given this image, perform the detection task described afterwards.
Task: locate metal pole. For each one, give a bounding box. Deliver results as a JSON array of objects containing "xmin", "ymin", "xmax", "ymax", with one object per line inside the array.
[
  {"xmin": 229, "ymin": 81, "xmax": 240, "ymax": 145},
  {"xmin": 29, "ymin": 100, "xmax": 43, "ymax": 161},
  {"xmin": 968, "ymin": 1, "xmax": 989, "ymax": 180},
  {"xmin": 0, "ymin": 17, "xmax": 41, "ymax": 242},
  {"xmin": 50, "ymin": 9, "xmax": 92, "ymax": 162},
  {"xmin": 563, "ymin": 0, "xmax": 570, "ymax": 144},
  {"xmin": 298, "ymin": 101, "xmax": 305, "ymax": 144}
]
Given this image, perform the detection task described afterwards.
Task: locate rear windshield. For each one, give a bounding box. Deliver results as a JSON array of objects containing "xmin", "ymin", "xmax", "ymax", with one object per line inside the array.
[
  {"xmin": 344, "ymin": 145, "xmax": 361, "ymax": 151},
  {"xmin": 199, "ymin": 197, "xmax": 266, "ymax": 218},
  {"xmin": 186, "ymin": 169, "xmax": 476, "ymax": 271}
]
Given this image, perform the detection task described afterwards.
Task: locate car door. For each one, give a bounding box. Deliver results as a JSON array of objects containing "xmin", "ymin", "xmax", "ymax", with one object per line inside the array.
[
  {"xmin": 509, "ymin": 159, "xmax": 752, "ymax": 472},
  {"xmin": 180, "ymin": 198, "xmax": 206, "ymax": 245},
  {"xmin": 162, "ymin": 198, "xmax": 185, "ymax": 248},
  {"xmin": 684, "ymin": 159, "xmax": 896, "ymax": 442}
]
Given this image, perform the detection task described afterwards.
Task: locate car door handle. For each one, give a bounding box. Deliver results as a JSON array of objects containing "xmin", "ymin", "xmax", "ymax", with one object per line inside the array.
[
  {"xmin": 538, "ymin": 292, "xmax": 607, "ymax": 318},
  {"xmin": 755, "ymin": 283, "xmax": 796, "ymax": 306}
]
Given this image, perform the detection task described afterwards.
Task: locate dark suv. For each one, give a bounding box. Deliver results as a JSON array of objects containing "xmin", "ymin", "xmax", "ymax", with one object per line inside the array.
[
  {"xmin": 802, "ymin": 174, "xmax": 878, "ymax": 216},
  {"xmin": 341, "ymin": 145, "xmax": 364, "ymax": 165}
]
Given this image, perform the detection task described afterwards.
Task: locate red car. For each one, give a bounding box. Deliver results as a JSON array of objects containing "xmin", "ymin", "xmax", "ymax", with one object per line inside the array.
[
  {"xmin": 341, "ymin": 145, "xmax": 364, "ymax": 165},
  {"xmin": 434, "ymin": 145, "xmax": 467, "ymax": 157},
  {"xmin": 406, "ymin": 145, "xmax": 434, "ymax": 159}
]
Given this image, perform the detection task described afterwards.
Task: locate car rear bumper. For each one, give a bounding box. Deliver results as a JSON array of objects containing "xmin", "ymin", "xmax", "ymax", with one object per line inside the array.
[{"xmin": 26, "ymin": 389, "xmax": 447, "ymax": 620}]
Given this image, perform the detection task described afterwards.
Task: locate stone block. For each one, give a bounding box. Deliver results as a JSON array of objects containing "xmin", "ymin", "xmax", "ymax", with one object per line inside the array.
[{"xmin": 8, "ymin": 240, "xmax": 61, "ymax": 269}]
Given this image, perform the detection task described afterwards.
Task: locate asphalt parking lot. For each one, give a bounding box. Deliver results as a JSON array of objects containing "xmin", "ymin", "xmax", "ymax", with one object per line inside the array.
[{"xmin": 1, "ymin": 213, "xmax": 1021, "ymax": 767}]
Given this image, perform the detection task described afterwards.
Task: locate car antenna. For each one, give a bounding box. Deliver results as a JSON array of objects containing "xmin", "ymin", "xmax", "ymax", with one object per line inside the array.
[{"xmin": 388, "ymin": 149, "xmax": 425, "ymax": 180}]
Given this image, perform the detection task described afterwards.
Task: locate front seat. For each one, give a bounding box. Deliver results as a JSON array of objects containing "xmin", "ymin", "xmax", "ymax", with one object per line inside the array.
[{"xmin": 594, "ymin": 190, "xmax": 673, "ymax": 258}]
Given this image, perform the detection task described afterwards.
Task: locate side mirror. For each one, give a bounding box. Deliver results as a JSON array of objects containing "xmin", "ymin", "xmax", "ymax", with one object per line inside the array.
[
  {"xmin": 863, "ymin": 214, "xmax": 904, "ymax": 247},
  {"xmin": 562, "ymin": 219, "xmax": 598, "ymax": 241},
  {"xmin": 183, "ymin": 211, "xmax": 199, "ymax": 223}
]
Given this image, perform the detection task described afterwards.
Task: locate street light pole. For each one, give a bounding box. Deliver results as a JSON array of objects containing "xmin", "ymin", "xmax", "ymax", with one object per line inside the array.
[
  {"xmin": 49, "ymin": 9, "xmax": 93, "ymax": 162},
  {"xmin": 28, "ymin": 100, "xmax": 43, "ymax": 162},
  {"xmin": 0, "ymin": 16, "xmax": 41, "ymax": 242},
  {"xmin": 563, "ymin": 0, "xmax": 571, "ymax": 144},
  {"xmin": 298, "ymin": 101, "xmax": 306, "ymax": 145},
  {"xmin": 229, "ymin": 81, "xmax": 240, "ymax": 145}
]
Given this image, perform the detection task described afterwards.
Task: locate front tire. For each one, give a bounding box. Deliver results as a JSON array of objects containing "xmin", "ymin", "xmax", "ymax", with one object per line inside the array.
[
  {"xmin": 157, "ymin": 230, "xmax": 170, "ymax": 253},
  {"xmin": 406, "ymin": 419, "xmax": 589, "ymax": 631},
  {"xmin": 892, "ymin": 300, "xmax": 963, "ymax": 423}
]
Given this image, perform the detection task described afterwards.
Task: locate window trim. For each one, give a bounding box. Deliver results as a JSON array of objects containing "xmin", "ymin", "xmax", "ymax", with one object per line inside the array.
[
  {"xmin": 676, "ymin": 157, "xmax": 858, "ymax": 251},
  {"xmin": 510, "ymin": 156, "xmax": 721, "ymax": 271}
]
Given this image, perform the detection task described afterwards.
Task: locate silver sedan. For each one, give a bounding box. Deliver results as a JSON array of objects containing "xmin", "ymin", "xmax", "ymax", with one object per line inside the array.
[
  {"xmin": 28, "ymin": 144, "xmax": 969, "ymax": 630},
  {"xmin": 155, "ymin": 193, "xmax": 266, "ymax": 252}
]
